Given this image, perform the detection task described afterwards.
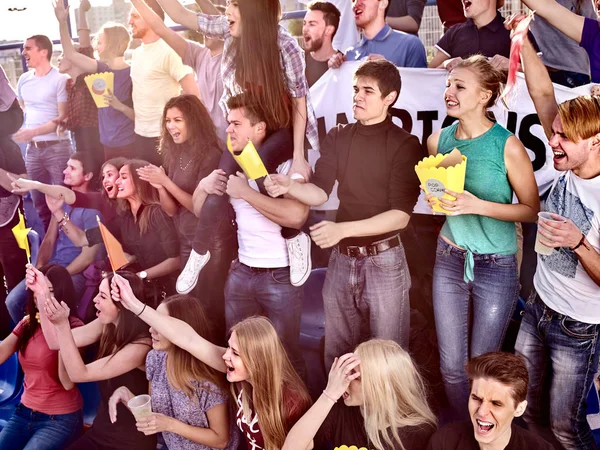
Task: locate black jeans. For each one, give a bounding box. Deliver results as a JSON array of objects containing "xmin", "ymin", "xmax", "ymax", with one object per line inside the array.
[
  {"xmin": 134, "ymin": 134, "xmax": 162, "ymax": 166},
  {"xmin": 73, "ymin": 126, "xmax": 103, "ymax": 168},
  {"xmin": 192, "ymin": 128, "xmax": 299, "ymax": 255},
  {"xmin": 0, "ymin": 207, "xmax": 27, "ymax": 337}
]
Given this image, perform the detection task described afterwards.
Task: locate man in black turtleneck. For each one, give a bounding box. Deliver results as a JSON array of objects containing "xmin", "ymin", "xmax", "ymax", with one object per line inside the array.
[{"xmin": 265, "ymin": 59, "xmax": 422, "ymax": 367}]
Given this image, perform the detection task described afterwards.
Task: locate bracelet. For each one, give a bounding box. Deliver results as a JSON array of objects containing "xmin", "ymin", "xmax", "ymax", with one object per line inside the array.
[
  {"xmin": 136, "ymin": 303, "xmax": 147, "ymax": 317},
  {"xmin": 77, "ymin": 27, "xmax": 90, "ymax": 31},
  {"xmin": 57, "ymin": 212, "xmax": 70, "ymax": 228},
  {"xmin": 322, "ymin": 390, "xmax": 337, "ymax": 403},
  {"xmin": 572, "ymin": 234, "xmax": 587, "ymax": 251}
]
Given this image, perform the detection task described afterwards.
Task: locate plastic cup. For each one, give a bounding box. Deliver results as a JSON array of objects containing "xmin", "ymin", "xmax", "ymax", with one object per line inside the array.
[
  {"xmin": 535, "ymin": 212, "xmax": 567, "ymax": 256},
  {"xmin": 127, "ymin": 394, "xmax": 152, "ymax": 420}
]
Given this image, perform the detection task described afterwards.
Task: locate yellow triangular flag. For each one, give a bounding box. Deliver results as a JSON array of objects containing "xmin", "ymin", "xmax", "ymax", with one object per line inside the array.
[
  {"xmin": 227, "ymin": 135, "xmax": 268, "ymax": 180},
  {"xmin": 11, "ymin": 210, "xmax": 31, "ymax": 263},
  {"xmin": 97, "ymin": 216, "xmax": 128, "ymax": 272}
]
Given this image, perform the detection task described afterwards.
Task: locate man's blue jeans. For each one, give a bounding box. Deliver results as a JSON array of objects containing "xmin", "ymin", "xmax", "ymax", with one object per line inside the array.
[
  {"xmin": 0, "ymin": 403, "xmax": 82, "ymax": 450},
  {"xmin": 432, "ymin": 237, "xmax": 519, "ymax": 421},
  {"xmin": 515, "ymin": 291, "xmax": 600, "ymax": 450},
  {"xmin": 224, "ymin": 260, "xmax": 305, "ymax": 377},
  {"xmin": 25, "ymin": 140, "xmax": 72, "ymax": 230},
  {"xmin": 323, "ymin": 239, "xmax": 411, "ymax": 369}
]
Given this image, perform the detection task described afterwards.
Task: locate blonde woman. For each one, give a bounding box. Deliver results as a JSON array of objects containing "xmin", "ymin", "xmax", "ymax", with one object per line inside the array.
[
  {"xmin": 53, "ymin": 0, "xmax": 136, "ymax": 160},
  {"xmin": 283, "ymin": 340, "xmax": 436, "ymax": 450},
  {"xmin": 110, "ymin": 274, "xmax": 311, "ymax": 450}
]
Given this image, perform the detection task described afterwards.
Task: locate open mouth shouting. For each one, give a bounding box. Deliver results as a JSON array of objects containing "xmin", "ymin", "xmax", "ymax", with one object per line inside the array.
[
  {"xmin": 463, "ymin": 0, "xmax": 473, "ymax": 11},
  {"xmin": 553, "ymin": 149, "xmax": 566, "ymax": 162},
  {"xmin": 475, "ymin": 419, "xmax": 495, "ymax": 435}
]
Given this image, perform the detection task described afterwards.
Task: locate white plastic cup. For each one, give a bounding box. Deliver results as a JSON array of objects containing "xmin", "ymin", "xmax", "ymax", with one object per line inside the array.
[
  {"xmin": 535, "ymin": 212, "xmax": 567, "ymax": 256},
  {"xmin": 127, "ymin": 394, "xmax": 152, "ymax": 420}
]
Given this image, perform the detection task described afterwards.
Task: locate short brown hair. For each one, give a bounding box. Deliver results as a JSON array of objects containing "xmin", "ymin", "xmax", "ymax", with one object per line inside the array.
[
  {"xmin": 466, "ymin": 352, "xmax": 529, "ymax": 406},
  {"xmin": 227, "ymin": 93, "xmax": 270, "ymax": 130},
  {"xmin": 26, "ymin": 35, "xmax": 53, "ymax": 61},
  {"xmin": 354, "ymin": 59, "xmax": 401, "ymax": 105},
  {"xmin": 307, "ymin": 1, "xmax": 341, "ymax": 37},
  {"xmin": 558, "ymin": 95, "xmax": 600, "ymax": 143}
]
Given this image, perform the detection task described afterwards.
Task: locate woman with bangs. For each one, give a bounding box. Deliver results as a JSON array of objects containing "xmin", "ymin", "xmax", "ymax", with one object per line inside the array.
[
  {"xmin": 283, "ymin": 339, "xmax": 436, "ymax": 450},
  {"xmin": 136, "ymin": 95, "xmax": 236, "ymax": 341},
  {"xmin": 149, "ymin": 0, "xmax": 317, "ymax": 294},
  {"xmin": 110, "ymin": 273, "xmax": 311, "ymax": 450},
  {"xmin": 107, "ymin": 294, "xmax": 239, "ymax": 449},
  {"xmin": 0, "ymin": 265, "xmax": 84, "ymax": 450},
  {"xmin": 42, "ymin": 270, "xmax": 156, "ymax": 450},
  {"xmin": 53, "ymin": 0, "xmax": 136, "ymax": 161}
]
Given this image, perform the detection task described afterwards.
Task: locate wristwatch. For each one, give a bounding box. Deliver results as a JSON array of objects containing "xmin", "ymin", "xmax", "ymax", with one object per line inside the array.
[{"xmin": 138, "ymin": 271, "xmax": 148, "ymax": 280}]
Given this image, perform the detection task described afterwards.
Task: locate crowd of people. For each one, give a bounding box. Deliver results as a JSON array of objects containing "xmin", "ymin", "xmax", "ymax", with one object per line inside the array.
[{"xmin": 0, "ymin": 0, "xmax": 599, "ymax": 448}]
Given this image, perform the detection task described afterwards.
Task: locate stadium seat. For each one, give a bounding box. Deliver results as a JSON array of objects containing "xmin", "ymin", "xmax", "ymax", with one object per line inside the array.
[
  {"xmin": 28, "ymin": 229, "xmax": 40, "ymax": 267},
  {"xmin": 78, "ymin": 381, "xmax": 101, "ymax": 427},
  {"xmin": 300, "ymin": 268, "xmax": 326, "ymax": 351},
  {"xmin": 0, "ymin": 350, "xmax": 24, "ymax": 430}
]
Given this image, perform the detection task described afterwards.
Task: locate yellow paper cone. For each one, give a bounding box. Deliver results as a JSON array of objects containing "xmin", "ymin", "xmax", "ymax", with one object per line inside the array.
[
  {"xmin": 97, "ymin": 216, "xmax": 129, "ymax": 272},
  {"xmin": 415, "ymin": 151, "xmax": 467, "ymax": 214},
  {"xmin": 227, "ymin": 135, "xmax": 268, "ymax": 180},
  {"xmin": 11, "ymin": 210, "xmax": 31, "ymax": 262},
  {"xmin": 84, "ymin": 72, "xmax": 115, "ymax": 108}
]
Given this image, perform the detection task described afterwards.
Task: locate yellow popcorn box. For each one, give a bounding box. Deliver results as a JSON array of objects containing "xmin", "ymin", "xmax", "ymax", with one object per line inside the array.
[
  {"xmin": 227, "ymin": 135, "xmax": 268, "ymax": 180},
  {"xmin": 415, "ymin": 149, "xmax": 467, "ymax": 215},
  {"xmin": 84, "ymin": 72, "xmax": 114, "ymax": 108}
]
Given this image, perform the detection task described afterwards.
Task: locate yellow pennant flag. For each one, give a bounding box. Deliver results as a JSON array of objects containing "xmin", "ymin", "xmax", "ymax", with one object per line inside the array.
[
  {"xmin": 227, "ymin": 135, "xmax": 268, "ymax": 180},
  {"xmin": 11, "ymin": 210, "xmax": 31, "ymax": 263},
  {"xmin": 97, "ymin": 216, "xmax": 128, "ymax": 272}
]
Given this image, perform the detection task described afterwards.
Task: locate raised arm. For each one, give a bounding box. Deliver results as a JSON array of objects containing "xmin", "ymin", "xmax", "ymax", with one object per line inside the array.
[
  {"xmin": 521, "ymin": 0, "xmax": 584, "ymax": 42},
  {"xmin": 10, "ymin": 177, "xmax": 76, "ymax": 204},
  {"xmin": 46, "ymin": 295, "xmax": 149, "ymax": 383},
  {"xmin": 130, "ymin": 0, "xmax": 188, "ymax": 58},
  {"xmin": 111, "ymin": 274, "xmax": 228, "ymax": 372},
  {"xmin": 77, "ymin": 0, "xmax": 92, "ymax": 49},
  {"xmin": 520, "ymin": 35, "xmax": 557, "ymax": 140},
  {"xmin": 156, "ymin": 0, "xmax": 202, "ymax": 31},
  {"xmin": 53, "ymin": 0, "xmax": 98, "ymax": 74}
]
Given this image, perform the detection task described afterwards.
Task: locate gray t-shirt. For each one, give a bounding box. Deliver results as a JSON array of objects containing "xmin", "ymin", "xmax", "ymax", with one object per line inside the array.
[
  {"xmin": 183, "ymin": 41, "xmax": 227, "ymax": 143},
  {"xmin": 146, "ymin": 350, "xmax": 240, "ymax": 450},
  {"xmin": 530, "ymin": 0, "xmax": 594, "ymax": 75}
]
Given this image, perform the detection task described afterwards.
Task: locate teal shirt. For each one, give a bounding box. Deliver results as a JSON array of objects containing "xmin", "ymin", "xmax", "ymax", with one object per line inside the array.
[{"xmin": 438, "ymin": 122, "xmax": 517, "ymax": 282}]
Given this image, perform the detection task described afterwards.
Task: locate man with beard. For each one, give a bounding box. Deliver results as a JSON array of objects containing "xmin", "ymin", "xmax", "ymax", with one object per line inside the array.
[
  {"xmin": 128, "ymin": 0, "xmax": 198, "ymax": 165},
  {"xmin": 303, "ymin": 1, "xmax": 341, "ymax": 87}
]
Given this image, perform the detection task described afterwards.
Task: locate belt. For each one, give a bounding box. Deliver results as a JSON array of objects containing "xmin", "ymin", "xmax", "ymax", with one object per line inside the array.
[
  {"xmin": 337, "ymin": 235, "xmax": 400, "ymax": 258},
  {"xmin": 29, "ymin": 140, "xmax": 65, "ymax": 149},
  {"xmin": 241, "ymin": 262, "xmax": 286, "ymax": 273}
]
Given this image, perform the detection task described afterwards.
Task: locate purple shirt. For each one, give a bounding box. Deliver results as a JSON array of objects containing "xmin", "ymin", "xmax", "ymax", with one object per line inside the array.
[
  {"xmin": 183, "ymin": 41, "xmax": 227, "ymax": 143},
  {"xmin": 96, "ymin": 61, "xmax": 135, "ymax": 147},
  {"xmin": 0, "ymin": 66, "xmax": 17, "ymax": 112},
  {"xmin": 580, "ymin": 17, "xmax": 600, "ymax": 82},
  {"xmin": 146, "ymin": 350, "xmax": 239, "ymax": 450}
]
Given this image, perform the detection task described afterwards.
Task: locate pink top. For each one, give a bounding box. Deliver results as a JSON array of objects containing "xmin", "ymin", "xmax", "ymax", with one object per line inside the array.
[{"xmin": 13, "ymin": 316, "xmax": 84, "ymax": 415}]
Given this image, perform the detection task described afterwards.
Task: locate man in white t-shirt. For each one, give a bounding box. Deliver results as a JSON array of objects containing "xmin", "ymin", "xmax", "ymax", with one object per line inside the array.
[
  {"xmin": 222, "ymin": 93, "xmax": 309, "ymax": 377},
  {"xmin": 14, "ymin": 35, "xmax": 72, "ymax": 230},
  {"xmin": 128, "ymin": 0, "xmax": 198, "ymax": 165},
  {"xmin": 515, "ymin": 31, "xmax": 600, "ymax": 450}
]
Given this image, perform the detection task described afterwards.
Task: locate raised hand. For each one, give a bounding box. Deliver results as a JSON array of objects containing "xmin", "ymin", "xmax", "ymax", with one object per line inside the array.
[
  {"xmin": 136, "ymin": 164, "xmax": 169, "ymax": 189},
  {"xmin": 324, "ymin": 353, "xmax": 361, "ymax": 401},
  {"xmin": 44, "ymin": 293, "xmax": 70, "ymax": 325},
  {"xmin": 46, "ymin": 194, "xmax": 65, "ymax": 214},
  {"xmin": 25, "ymin": 264, "xmax": 50, "ymax": 300},
  {"xmin": 111, "ymin": 273, "xmax": 145, "ymax": 314},
  {"xmin": 52, "ymin": 0, "xmax": 70, "ymax": 22}
]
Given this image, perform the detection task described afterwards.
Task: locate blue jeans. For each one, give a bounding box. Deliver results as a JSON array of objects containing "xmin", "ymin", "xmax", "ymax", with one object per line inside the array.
[
  {"xmin": 25, "ymin": 140, "xmax": 72, "ymax": 230},
  {"xmin": 515, "ymin": 291, "xmax": 600, "ymax": 450},
  {"xmin": 7, "ymin": 274, "xmax": 86, "ymax": 324},
  {"xmin": 224, "ymin": 260, "xmax": 305, "ymax": 377},
  {"xmin": 323, "ymin": 240, "xmax": 411, "ymax": 369},
  {"xmin": 0, "ymin": 403, "xmax": 82, "ymax": 450},
  {"xmin": 432, "ymin": 237, "xmax": 519, "ymax": 420}
]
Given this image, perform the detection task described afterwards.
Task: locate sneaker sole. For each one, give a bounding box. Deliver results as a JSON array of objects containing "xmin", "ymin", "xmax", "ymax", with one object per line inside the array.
[{"xmin": 291, "ymin": 258, "xmax": 312, "ymax": 287}]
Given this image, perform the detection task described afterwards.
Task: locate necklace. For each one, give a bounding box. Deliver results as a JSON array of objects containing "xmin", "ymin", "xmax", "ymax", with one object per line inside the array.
[{"xmin": 179, "ymin": 153, "xmax": 193, "ymax": 171}]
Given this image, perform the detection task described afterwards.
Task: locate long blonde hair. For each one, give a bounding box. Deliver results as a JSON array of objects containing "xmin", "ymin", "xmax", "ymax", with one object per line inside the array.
[
  {"xmin": 356, "ymin": 340, "xmax": 437, "ymax": 450},
  {"xmin": 231, "ymin": 317, "xmax": 311, "ymax": 450},
  {"xmin": 96, "ymin": 22, "xmax": 130, "ymax": 61}
]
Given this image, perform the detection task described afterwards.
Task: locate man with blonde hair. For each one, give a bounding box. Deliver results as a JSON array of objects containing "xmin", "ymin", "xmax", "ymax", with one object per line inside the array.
[{"xmin": 513, "ymin": 25, "xmax": 600, "ymax": 450}]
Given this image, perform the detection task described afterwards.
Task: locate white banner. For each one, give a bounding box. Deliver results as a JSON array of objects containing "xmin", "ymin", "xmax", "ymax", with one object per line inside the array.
[{"xmin": 308, "ymin": 62, "xmax": 591, "ymax": 212}]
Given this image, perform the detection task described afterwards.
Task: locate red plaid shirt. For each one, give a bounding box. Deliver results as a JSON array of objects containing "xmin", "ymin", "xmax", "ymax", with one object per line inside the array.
[{"xmin": 64, "ymin": 46, "xmax": 98, "ymax": 130}]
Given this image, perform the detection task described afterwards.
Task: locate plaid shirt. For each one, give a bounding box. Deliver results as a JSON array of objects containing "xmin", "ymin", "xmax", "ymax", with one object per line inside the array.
[
  {"xmin": 197, "ymin": 13, "xmax": 320, "ymax": 151},
  {"xmin": 64, "ymin": 46, "xmax": 98, "ymax": 130}
]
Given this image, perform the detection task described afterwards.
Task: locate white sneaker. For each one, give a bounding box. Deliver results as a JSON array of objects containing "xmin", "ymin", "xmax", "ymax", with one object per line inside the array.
[
  {"xmin": 176, "ymin": 249, "xmax": 211, "ymax": 294},
  {"xmin": 286, "ymin": 232, "xmax": 311, "ymax": 287}
]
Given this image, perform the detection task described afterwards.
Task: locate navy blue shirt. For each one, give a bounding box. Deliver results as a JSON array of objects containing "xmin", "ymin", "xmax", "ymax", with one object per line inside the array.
[
  {"xmin": 346, "ymin": 24, "xmax": 427, "ymax": 67},
  {"xmin": 436, "ymin": 11, "xmax": 537, "ymax": 59}
]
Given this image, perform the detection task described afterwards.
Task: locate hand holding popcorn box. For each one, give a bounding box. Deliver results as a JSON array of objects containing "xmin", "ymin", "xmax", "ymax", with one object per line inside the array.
[
  {"xmin": 415, "ymin": 148, "xmax": 467, "ymax": 214},
  {"xmin": 84, "ymin": 72, "xmax": 114, "ymax": 108}
]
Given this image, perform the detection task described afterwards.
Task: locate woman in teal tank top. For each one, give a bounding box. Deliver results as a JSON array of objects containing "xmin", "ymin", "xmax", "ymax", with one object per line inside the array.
[{"xmin": 426, "ymin": 56, "xmax": 540, "ymax": 421}]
